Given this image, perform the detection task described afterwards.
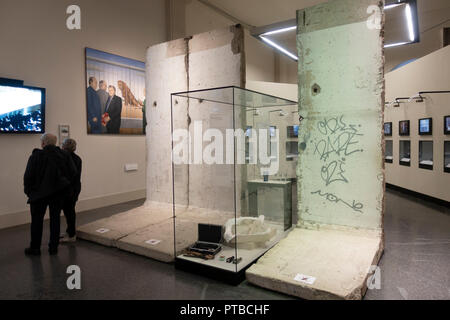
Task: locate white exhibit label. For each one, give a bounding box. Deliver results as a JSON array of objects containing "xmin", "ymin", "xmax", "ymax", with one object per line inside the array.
[
  {"xmin": 294, "ymin": 274, "xmax": 316, "ymax": 285},
  {"xmin": 145, "ymin": 239, "xmax": 162, "ymax": 245},
  {"xmin": 96, "ymin": 228, "xmax": 110, "ymax": 234}
]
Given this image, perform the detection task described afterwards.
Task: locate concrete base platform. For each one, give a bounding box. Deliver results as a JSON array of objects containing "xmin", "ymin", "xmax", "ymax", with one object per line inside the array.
[
  {"xmin": 78, "ymin": 203, "xmax": 237, "ymax": 263},
  {"xmin": 116, "ymin": 218, "xmax": 199, "ymax": 263},
  {"xmin": 116, "ymin": 209, "xmax": 235, "ymax": 262},
  {"xmin": 77, "ymin": 203, "xmax": 173, "ymax": 247},
  {"xmin": 246, "ymin": 227, "xmax": 384, "ymax": 300}
]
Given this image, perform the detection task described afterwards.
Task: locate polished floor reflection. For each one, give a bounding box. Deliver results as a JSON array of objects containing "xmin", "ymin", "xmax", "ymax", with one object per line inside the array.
[{"xmin": 0, "ymin": 189, "xmax": 448, "ymax": 300}]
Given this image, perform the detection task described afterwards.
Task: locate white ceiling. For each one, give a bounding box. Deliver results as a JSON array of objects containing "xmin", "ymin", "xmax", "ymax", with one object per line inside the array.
[{"xmin": 203, "ymin": 0, "xmax": 450, "ymax": 70}]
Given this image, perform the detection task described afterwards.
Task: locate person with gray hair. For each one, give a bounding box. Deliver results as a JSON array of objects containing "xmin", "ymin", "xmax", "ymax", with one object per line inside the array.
[
  {"xmin": 60, "ymin": 138, "xmax": 82, "ymax": 242},
  {"xmin": 23, "ymin": 133, "xmax": 77, "ymax": 255}
]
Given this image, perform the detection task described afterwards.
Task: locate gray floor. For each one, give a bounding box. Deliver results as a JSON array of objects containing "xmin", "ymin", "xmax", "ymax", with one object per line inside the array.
[{"xmin": 0, "ymin": 189, "xmax": 448, "ymax": 300}]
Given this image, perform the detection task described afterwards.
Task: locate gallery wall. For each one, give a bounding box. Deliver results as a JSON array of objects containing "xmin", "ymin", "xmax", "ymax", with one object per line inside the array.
[
  {"xmin": 385, "ymin": 45, "xmax": 450, "ymax": 202},
  {"xmin": 0, "ymin": 0, "xmax": 167, "ymax": 229}
]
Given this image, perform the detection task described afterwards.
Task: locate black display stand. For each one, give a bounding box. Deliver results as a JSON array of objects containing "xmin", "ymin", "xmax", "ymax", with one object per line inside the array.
[{"xmin": 175, "ymin": 258, "xmax": 250, "ymax": 286}]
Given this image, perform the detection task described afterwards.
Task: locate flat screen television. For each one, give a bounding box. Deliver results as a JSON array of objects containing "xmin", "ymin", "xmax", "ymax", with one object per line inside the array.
[
  {"xmin": 384, "ymin": 122, "xmax": 392, "ymax": 136},
  {"xmin": 0, "ymin": 84, "xmax": 45, "ymax": 133},
  {"xmin": 287, "ymin": 125, "xmax": 299, "ymax": 138},
  {"xmin": 418, "ymin": 118, "xmax": 432, "ymax": 135},
  {"xmin": 444, "ymin": 116, "xmax": 450, "ymax": 135},
  {"xmin": 399, "ymin": 120, "xmax": 410, "ymax": 136}
]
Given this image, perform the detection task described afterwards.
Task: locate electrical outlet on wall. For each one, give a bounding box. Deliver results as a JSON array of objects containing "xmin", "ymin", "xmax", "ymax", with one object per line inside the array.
[{"xmin": 124, "ymin": 163, "xmax": 138, "ymax": 172}]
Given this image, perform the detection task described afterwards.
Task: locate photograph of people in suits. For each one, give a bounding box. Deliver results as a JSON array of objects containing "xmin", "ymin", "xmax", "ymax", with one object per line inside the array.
[
  {"xmin": 103, "ymin": 85, "xmax": 122, "ymax": 134},
  {"xmin": 85, "ymin": 48, "xmax": 145, "ymax": 135},
  {"xmin": 97, "ymin": 80, "xmax": 109, "ymax": 133},
  {"xmin": 86, "ymin": 77, "xmax": 102, "ymax": 134}
]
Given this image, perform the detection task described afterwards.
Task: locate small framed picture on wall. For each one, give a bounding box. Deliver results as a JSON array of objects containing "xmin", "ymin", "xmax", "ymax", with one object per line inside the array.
[
  {"xmin": 444, "ymin": 116, "xmax": 450, "ymax": 135},
  {"xmin": 384, "ymin": 122, "xmax": 392, "ymax": 136},
  {"xmin": 399, "ymin": 120, "xmax": 410, "ymax": 136},
  {"xmin": 418, "ymin": 118, "xmax": 432, "ymax": 135}
]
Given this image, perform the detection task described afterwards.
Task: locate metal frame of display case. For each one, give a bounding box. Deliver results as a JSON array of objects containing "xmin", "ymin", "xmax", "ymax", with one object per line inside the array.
[{"xmin": 170, "ymin": 86, "xmax": 297, "ymax": 285}]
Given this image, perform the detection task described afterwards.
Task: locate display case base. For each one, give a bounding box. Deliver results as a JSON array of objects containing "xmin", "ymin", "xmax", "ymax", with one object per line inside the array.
[{"xmin": 175, "ymin": 257, "xmax": 249, "ymax": 286}]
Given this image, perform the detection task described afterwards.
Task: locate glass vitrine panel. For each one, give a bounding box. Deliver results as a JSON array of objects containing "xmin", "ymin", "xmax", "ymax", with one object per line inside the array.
[
  {"xmin": 419, "ymin": 141, "xmax": 433, "ymax": 170},
  {"xmin": 385, "ymin": 140, "xmax": 393, "ymax": 163},
  {"xmin": 399, "ymin": 140, "xmax": 411, "ymax": 167},
  {"xmin": 171, "ymin": 86, "xmax": 297, "ymax": 282}
]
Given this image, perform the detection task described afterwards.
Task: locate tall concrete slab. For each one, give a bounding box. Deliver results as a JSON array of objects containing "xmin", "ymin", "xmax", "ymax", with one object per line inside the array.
[
  {"xmin": 247, "ymin": 0, "xmax": 385, "ymax": 300},
  {"xmin": 147, "ymin": 26, "xmax": 246, "ymax": 208},
  {"xmin": 296, "ymin": 0, "xmax": 385, "ymax": 230}
]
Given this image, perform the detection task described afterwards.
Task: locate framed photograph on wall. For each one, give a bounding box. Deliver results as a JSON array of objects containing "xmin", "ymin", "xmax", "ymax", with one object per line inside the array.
[
  {"xmin": 85, "ymin": 48, "xmax": 146, "ymax": 135},
  {"xmin": 384, "ymin": 122, "xmax": 392, "ymax": 136},
  {"xmin": 399, "ymin": 120, "xmax": 410, "ymax": 136},
  {"xmin": 418, "ymin": 118, "xmax": 432, "ymax": 135},
  {"xmin": 444, "ymin": 116, "xmax": 450, "ymax": 135}
]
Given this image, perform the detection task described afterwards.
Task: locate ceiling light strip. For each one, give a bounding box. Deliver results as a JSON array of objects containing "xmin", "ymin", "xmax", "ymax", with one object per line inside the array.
[{"xmin": 259, "ymin": 36, "xmax": 298, "ymax": 61}]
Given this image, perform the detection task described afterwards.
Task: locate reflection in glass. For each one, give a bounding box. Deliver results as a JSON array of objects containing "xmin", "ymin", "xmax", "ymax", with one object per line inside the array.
[
  {"xmin": 444, "ymin": 141, "xmax": 450, "ymax": 173},
  {"xmin": 170, "ymin": 86, "xmax": 297, "ymax": 283},
  {"xmin": 399, "ymin": 140, "xmax": 411, "ymax": 166},
  {"xmin": 385, "ymin": 140, "xmax": 393, "ymax": 163},
  {"xmin": 419, "ymin": 141, "xmax": 433, "ymax": 170}
]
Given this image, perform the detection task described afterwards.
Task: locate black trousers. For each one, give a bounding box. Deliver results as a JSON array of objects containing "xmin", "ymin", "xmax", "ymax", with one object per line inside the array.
[
  {"xmin": 62, "ymin": 198, "xmax": 77, "ymax": 237},
  {"xmin": 30, "ymin": 194, "xmax": 63, "ymax": 250}
]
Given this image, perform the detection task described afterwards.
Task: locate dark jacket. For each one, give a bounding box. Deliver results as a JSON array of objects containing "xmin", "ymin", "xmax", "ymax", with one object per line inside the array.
[
  {"xmin": 87, "ymin": 86, "xmax": 102, "ymax": 133},
  {"xmin": 69, "ymin": 152, "xmax": 82, "ymax": 202},
  {"xmin": 105, "ymin": 95, "xmax": 122, "ymax": 134},
  {"xmin": 24, "ymin": 145, "xmax": 77, "ymax": 203}
]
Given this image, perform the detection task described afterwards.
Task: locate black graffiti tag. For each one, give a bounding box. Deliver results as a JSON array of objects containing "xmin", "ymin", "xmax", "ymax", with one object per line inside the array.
[
  {"xmin": 311, "ymin": 190, "xmax": 364, "ymax": 214},
  {"xmin": 321, "ymin": 160, "xmax": 348, "ymax": 186}
]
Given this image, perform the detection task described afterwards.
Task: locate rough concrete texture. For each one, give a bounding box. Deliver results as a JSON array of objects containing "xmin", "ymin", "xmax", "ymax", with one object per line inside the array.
[
  {"xmin": 77, "ymin": 204, "xmax": 173, "ymax": 247},
  {"xmin": 246, "ymin": 0, "xmax": 385, "ymax": 300},
  {"xmin": 146, "ymin": 26, "xmax": 245, "ymax": 207},
  {"xmin": 117, "ymin": 208, "xmax": 235, "ymax": 262},
  {"xmin": 246, "ymin": 228, "xmax": 383, "ymax": 300}
]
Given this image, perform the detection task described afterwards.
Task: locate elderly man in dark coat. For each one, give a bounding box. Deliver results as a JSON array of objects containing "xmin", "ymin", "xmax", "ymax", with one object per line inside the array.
[{"xmin": 23, "ymin": 133, "xmax": 76, "ymax": 255}]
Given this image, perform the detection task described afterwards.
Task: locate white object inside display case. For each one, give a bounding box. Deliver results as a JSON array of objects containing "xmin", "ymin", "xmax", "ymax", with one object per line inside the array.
[
  {"xmin": 224, "ymin": 215, "xmax": 277, "ymax": 247},
  {"xmin": 419, "ymin": 160, "xmax": 433, "ymax": 166},
  {"xmin": 401, "ymin": 158, "xmax": 410, "ymax": 162},
  {"xmin": 385, "ymin": 156, "xmax": 393, "ymax": 160}
]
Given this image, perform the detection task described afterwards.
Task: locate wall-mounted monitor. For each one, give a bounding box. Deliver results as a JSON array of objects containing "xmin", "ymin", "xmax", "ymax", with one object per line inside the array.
[
  {"xmin": 245, "ymin": 126, "xmax": 252, "ymax": 137},
  {"xmin": 399, "ymin": 120, "xmax": 410, "ymax": 136},
  {"xmin": 287, "ymin": 125, "xmax": 299, "ymax": 138},
  {"xmin": 0, "ymin": 84, "xmax": 46, "ymax": 133},
  {"xmin": 384, "ymin": 122, "xmax": 392, "ymax": 136},
  {"xmin": 444, "ymin": 116, "xmax": 450, "ymax": 135},
  {"xmin": 418, "ymin": 118, "xmax": 432, "ymax": 135},
  {"xmin": 0, "ymin": 77, "xmax": 24, "ymax": 87}
]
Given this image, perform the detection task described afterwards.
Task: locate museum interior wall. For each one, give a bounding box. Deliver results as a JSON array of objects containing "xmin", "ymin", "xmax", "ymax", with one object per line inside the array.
[
  {"xmin": 385, "ymin": 1, "xmax": 450, "ymax": 72},
  {"xmin": 0, "ymin": 0, "xmax": 167, "ymax": 229},
  {"xmin": 169, "ymin": 0, "xmax": 297, "ymax": 84},
  {"xmin": 385, "ymin": 45, "xmax": 450, "ymax": 202}
]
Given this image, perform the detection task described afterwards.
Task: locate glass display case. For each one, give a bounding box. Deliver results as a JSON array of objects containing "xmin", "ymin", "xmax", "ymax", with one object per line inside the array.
[
  {"xmin": 419, "ymin": 141, "xmax": 433, "ymax": 170},
  {"xmin": 170, "ymin": 86, "xmax": 297, "ymax": 284},
  {"xmin": 399, "ymin": 140, "xmax": 411, "ymax": 166},
  {"xmin": 445, "ymin": 142, "xmax": 450, "ymax": 173},
  {"xmin": 385, "ymin": 140, "xmax": 393, "ymax": 163}
]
